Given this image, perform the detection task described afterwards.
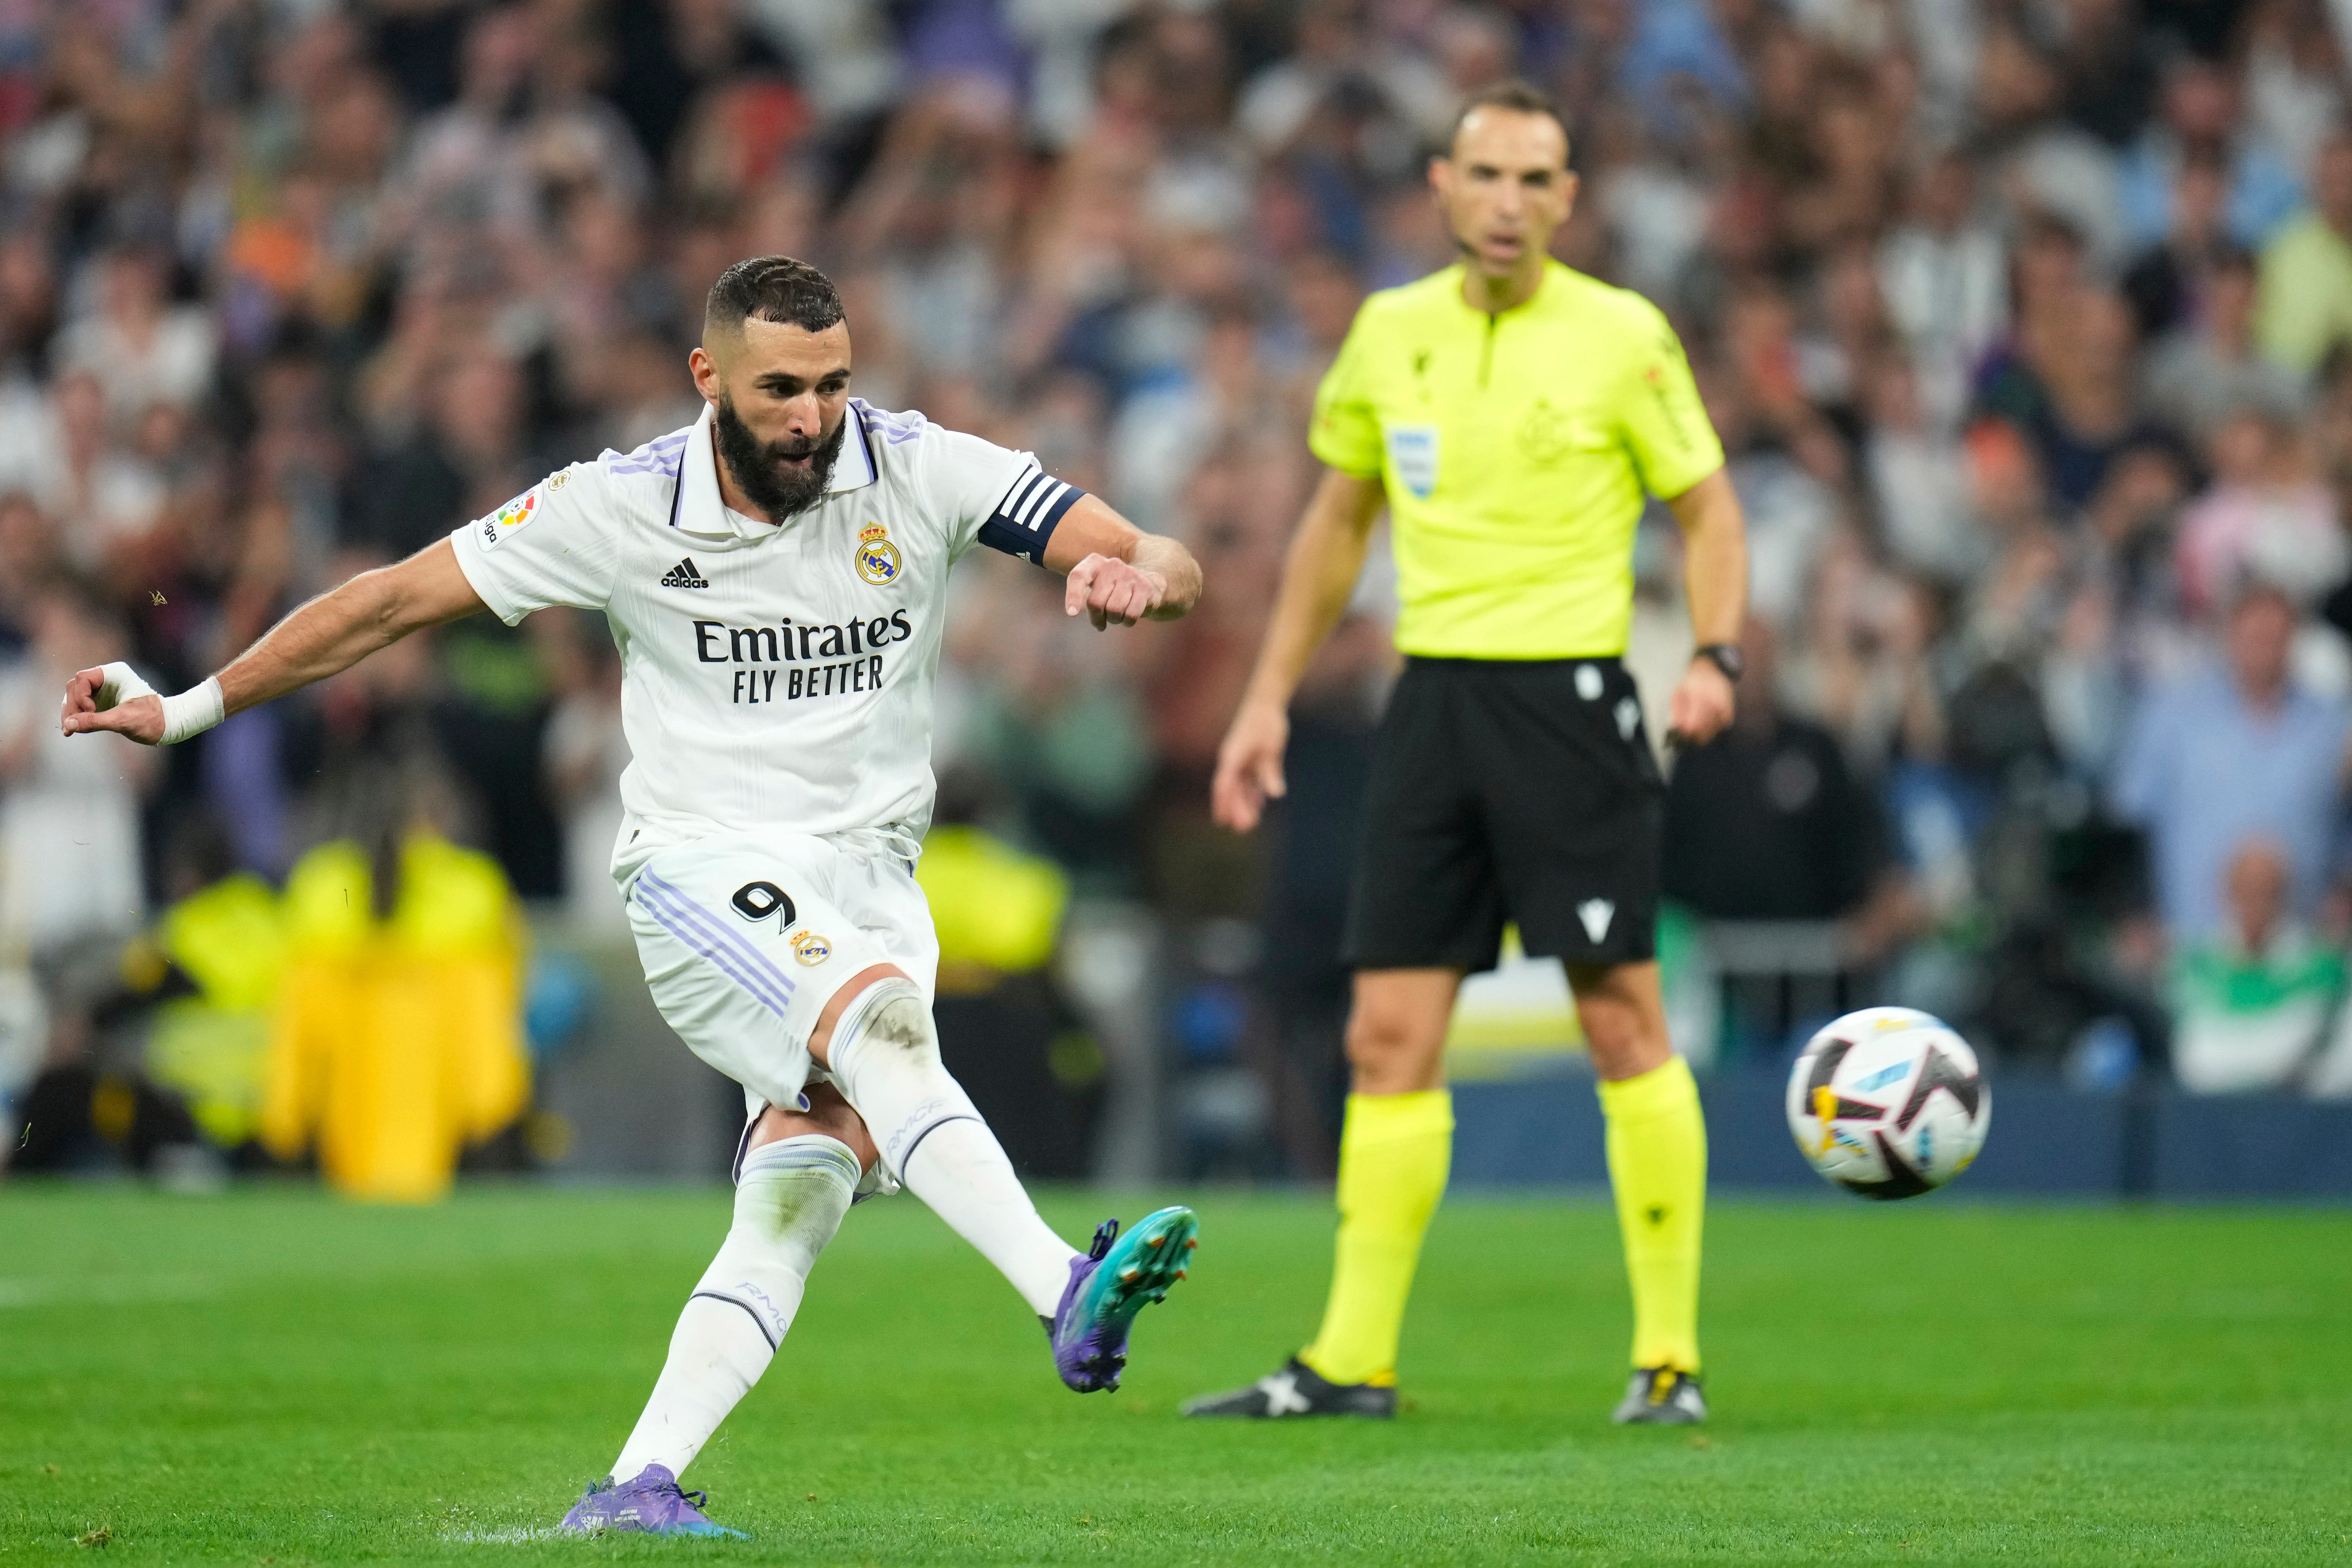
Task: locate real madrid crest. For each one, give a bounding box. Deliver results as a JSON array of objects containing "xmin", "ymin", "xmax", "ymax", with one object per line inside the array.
[
  {"xmin": 790, "ymin": 929, "xmax": 832, "ymax": 966},
  {"xmin": 855, "ymin": 520, "xmax": 901, "ymax": 586}
]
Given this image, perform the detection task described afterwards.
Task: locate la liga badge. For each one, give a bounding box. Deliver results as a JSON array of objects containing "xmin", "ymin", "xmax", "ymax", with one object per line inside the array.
[{"xmin": 478, "ymin": 485, "xmax": 539, "ymax": 549}]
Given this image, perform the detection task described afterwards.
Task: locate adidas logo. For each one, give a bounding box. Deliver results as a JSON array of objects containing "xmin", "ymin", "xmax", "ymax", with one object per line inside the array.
[{"xmin": 659, "ymin": 557, "xmax": 710, "ymax": 589}]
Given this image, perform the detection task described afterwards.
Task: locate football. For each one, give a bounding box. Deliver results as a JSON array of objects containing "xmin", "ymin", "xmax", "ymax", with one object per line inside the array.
[{"xmin": 1785, "ymin": 1007, "xmax": 1991, "ymax": 1199}]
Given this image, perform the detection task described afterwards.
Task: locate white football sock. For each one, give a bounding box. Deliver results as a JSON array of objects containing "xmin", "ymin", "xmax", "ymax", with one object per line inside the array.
[
  {"xmin": 610, "ymin": 1134, "xmax": 858, "ymax": 1481},
  {"xmin": 826, "ymin": 979, "xmax": 1078, "ymax": 1316}
]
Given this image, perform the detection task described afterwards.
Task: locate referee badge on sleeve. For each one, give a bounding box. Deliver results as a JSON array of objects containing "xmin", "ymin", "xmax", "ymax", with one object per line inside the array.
[{"xmin": 1384, "ymin": 424, "xmax": 1439, "ymax": 499}]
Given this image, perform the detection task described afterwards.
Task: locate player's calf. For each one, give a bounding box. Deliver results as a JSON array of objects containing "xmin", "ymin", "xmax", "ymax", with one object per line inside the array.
[
  {"xmin": 824, "ymin": 975, "xmax": 1200, "ymax": 1388},
  {"xmin": 825, "ymin": 976, "xmax": 1076, "ymax": 1309},
  {"xmin": 560, "ymin": 1133, "xmax": 858, "ymax": 1535}
]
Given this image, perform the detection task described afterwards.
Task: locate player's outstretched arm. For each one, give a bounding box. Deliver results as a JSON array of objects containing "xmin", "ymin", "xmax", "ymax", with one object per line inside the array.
[
  {"xmin": 61, "ymin": 537, "xmax": 488, "ymax": 746},
  {"xmin": 1045, "ymin": 495, "xmax": 1202, "ymax": 630},
  {"xmin": 1663, "ymin": 465, "xmax": 1748, "ymax": 749},
  {"xmin": 1210, "ymin": 466, "xmax": 1384, "ymax": 833}
]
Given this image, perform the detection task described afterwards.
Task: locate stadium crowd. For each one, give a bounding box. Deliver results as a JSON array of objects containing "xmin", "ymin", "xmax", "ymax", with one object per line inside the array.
[{"xmin": 7, "ymin": 0, "xmax": 2352, "ymax": 1184}]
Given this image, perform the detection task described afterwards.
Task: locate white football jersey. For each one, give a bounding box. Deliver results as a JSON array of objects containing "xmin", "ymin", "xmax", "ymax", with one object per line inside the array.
[{"xmin": 450, "ymin": 398, "xmax": 1083, "ymax": 885}]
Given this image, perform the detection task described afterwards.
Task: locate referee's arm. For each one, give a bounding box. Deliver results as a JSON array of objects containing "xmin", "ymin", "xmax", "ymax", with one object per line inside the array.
[
  {"xmin": 1661, "ymin": 466, "xmax": 1746, "ymax": 748},
  {"xmin": 1211, "ymin": 466, "xmax": 1386, "ymax": 831}
]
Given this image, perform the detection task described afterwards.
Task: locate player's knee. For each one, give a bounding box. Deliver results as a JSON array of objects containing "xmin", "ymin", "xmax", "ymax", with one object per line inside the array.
[
  {"xmin": 809, "ymin": 963, "xmax": 919, "ymax": 1068},
  {"xmin": 797, "ymin": 1082, "xmax": 879, "ymax": 1172},
  {"xmin": 1566, "ymin": 963, "xmax": 1671, "ymax": 1078},
  {"xmin": 748, "ymin": 1097, "xmax": 878, "ymax": 1177},
  {"xmin": 828, "ymin": 975, "xmax": 948, "ymax": 1084},
  {"xmin": 861, "ymin": 988, "xmax": 938, "ymax": 1065}
]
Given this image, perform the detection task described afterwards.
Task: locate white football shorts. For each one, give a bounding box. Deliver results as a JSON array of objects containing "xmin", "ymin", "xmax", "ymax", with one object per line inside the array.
[{"xmin": 625, "ymin": 828, "xmax": 939, "ymax": 1127}]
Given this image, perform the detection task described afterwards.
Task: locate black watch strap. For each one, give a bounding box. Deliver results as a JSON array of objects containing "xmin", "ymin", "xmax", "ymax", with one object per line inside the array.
[{"xmin": 1695, "ymin": 642, "xmax": 1745, "ymax": 683}]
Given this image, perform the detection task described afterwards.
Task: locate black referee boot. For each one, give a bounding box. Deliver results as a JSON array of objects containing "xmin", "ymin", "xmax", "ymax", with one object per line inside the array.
[{"xmin": 1181, "ymin": 1356, "xmax": 1396, "ymax": 1418}]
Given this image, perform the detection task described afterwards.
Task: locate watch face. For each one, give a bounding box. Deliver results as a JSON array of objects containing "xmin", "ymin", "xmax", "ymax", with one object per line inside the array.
[{"xmin": 1704, "ymin": 644, "xmax": 1745, "ymax": 681}]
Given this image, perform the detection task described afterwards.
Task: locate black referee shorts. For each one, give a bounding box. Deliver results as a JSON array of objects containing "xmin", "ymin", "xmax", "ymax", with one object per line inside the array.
[{"xmin": 1342, "ymin": 656, "xmax": 1664, "ymax": 973}]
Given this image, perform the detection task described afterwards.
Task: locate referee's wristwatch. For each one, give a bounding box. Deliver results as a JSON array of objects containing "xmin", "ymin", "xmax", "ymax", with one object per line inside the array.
[{"xmin": 1693, "ymin": 643, "xmax": 1745, "ymax": 684}]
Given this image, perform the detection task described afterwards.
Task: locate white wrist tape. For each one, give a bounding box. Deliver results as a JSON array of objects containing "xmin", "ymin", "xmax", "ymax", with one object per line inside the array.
[
  {"xmin": 93, "ymin": 663, "xmax": 223, "ymax": 745},
  {"xmin": 94, "ymin": 661, "xmax": 156, "ymax": 708},
  {"xmin": 159, "ymin": 677, "xmax": 225, "ymax": 745}
]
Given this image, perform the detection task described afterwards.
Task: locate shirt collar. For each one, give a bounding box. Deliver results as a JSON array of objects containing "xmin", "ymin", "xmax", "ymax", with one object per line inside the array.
[
  {"xmin": 832, "ymin": 401, "xmax": 878, "ymax": 493},
  {"xmin": 674, "ymin": 401, "xmax": 879, "ymax": 540},
  {"xmin": 1450, "ymin": 259, "xmax": 1560, "ymax": 320}
]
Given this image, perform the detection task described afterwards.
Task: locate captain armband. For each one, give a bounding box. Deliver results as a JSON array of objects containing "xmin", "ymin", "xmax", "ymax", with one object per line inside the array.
[{"xmin": 976, "ymin": 464, "xmax": 1085, "ymax": 565}]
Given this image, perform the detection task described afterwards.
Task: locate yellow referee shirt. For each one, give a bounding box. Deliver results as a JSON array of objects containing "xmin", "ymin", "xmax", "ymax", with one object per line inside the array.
[{"xmin": 1311, "ymin": 261, "xmax": 1724, "ymax": 660}]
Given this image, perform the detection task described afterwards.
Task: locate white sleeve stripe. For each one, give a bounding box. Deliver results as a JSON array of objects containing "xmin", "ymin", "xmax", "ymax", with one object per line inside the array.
[
  {"xmin": 996, "ymin": 465, "xmax": 1048, "ymax": 522},
  {"xmin": 1013, "ymin": 479, "xmax": 1070, "ymax": 529}
]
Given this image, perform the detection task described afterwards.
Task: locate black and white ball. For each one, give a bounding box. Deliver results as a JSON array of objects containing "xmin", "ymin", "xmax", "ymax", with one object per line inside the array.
[{"xmin": 1785, "ymin": 1007, "xmax": 1990, "ymax": 1199}]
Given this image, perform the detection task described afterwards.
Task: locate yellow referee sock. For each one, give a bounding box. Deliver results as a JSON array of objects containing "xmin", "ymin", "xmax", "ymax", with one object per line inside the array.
[
  {"xmin": 1598, "ymin": 1056, "xmax": 1706, "ymax": 1372},
  {"xmin": 1298, "ymin": 1089, "xmax": 1454, "ymax": 1387}
]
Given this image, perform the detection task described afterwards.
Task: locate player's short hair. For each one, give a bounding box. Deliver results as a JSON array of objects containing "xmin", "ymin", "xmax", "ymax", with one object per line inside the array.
[
  {"xmin": 1447, "ymin": 79, "xmax": 1569, "ymax": 162},
  {"xmin": 705, "ymin": 255, "xmax": 846, "ymax": 337}
]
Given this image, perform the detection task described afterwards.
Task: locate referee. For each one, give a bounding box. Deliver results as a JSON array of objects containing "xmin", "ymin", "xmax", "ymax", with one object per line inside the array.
[{"xmin": 1186, "ymin": 81, "xmax": 1748, "ymax": 1425}]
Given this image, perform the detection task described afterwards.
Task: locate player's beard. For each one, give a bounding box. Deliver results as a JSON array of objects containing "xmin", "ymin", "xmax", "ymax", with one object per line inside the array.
[{"xmin": 713, "ymin": 392, "xmax": 847, "ymax": 520}]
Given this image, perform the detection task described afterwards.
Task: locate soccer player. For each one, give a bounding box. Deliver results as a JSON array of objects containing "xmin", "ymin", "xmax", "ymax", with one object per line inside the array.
[
  {"xmin": 1184, "ymin": 82, "xmax": 1748, "ymax": 1425},
  {"xmin": 62, "ymin": 257, "xmax": 1205, "ymax": 1532}
]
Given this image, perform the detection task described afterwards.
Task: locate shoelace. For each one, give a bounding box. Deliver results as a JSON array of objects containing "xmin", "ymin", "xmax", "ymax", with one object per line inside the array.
[
  {"xmin": 1087, "ymin": 1219, "xmax": 1119, "ymax": 1261},
  {"xmin": 649, "ymin": 1477, "xmax": 710, "ymax": 1510}
]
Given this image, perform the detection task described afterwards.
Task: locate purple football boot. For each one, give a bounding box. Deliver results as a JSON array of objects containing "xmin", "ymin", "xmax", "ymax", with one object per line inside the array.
[
  {"xmin": 1048, "ymin": 1206, "xmax": 1199, "ymax": 1392},
  {"xmin": 557, "ymin": 1464, "xmax": 747, "ymax": 1538}
]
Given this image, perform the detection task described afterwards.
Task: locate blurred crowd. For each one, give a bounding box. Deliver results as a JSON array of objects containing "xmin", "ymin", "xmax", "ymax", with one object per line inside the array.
[{"xmin": 7, "ymin": 0, "xmax": 2352, "ymax": 1186}]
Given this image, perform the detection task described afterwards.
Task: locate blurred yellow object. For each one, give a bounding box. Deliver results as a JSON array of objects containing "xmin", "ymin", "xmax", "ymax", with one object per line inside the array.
[
  {"xmin": 143, "ymin": 873, "xmax": 288, "ymax": 1148},
  {"xmin": 261, "ymin": 835, "xmax": 530, "ymax": 1203},
  {"xmin": 915, "ymin": 825, "xmax": 1068, "ymax": 993}
]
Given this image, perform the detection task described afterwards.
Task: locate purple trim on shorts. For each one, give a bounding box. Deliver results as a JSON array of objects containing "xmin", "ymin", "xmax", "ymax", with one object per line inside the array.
[
  {"xmin": 634, "ymin": 877, "xmax": 794, "ymax": 1013},
  {"xmin": 634, "ymin": 888, "xmax": 790, "ymax": 1020},
  {"xmin": 638, "ymin": 870, "xmax": 803, "ymax": 1001},
  {"xmin": 633, "ymin": 874, "xmax": 797, "ymax": 1019}
]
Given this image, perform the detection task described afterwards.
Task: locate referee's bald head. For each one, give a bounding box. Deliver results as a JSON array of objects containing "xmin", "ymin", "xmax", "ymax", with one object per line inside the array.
[{"xmin": 1446, "ymin": 80, "xmax": 1569, "ymax": 167}]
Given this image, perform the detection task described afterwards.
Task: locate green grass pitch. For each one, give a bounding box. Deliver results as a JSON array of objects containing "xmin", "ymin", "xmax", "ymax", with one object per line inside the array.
[{"xmin": 3, "ymin": 1186, "xmax": 2347, "ymax": 1565}]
